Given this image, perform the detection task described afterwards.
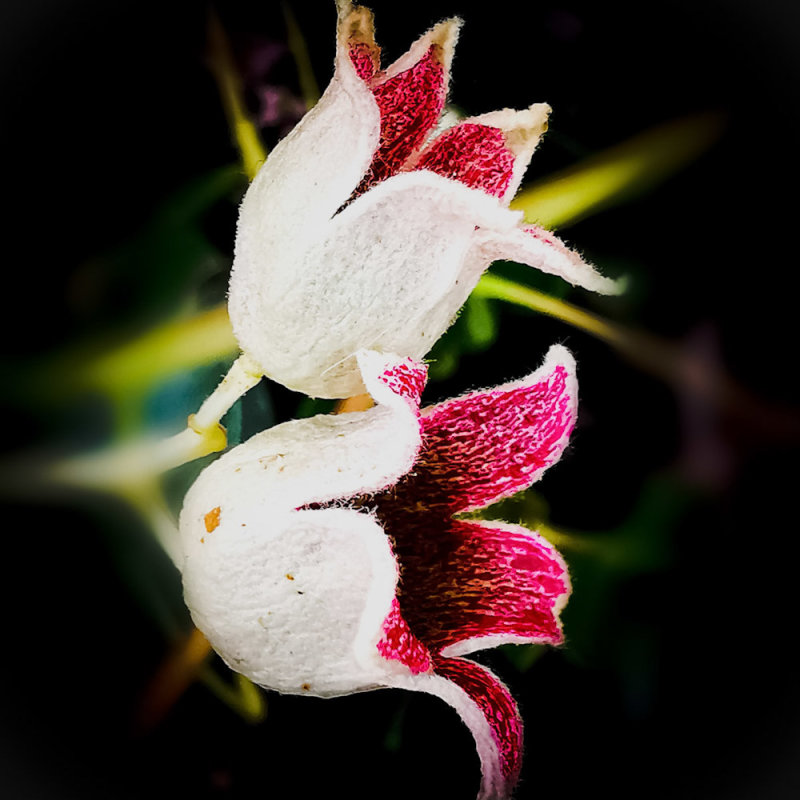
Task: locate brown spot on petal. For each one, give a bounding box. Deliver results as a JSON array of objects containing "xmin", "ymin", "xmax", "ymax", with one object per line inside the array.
[
  {"xmin": 301, "ymin": 683, "xmax": 311, "ymax": 692},
  {"xmin": 285, "ymin": 573, "xmax": 295, "ymax": 581},
  {"xmin": 204, "ymin": 507, "xmax": 221, "ymax": 533}
]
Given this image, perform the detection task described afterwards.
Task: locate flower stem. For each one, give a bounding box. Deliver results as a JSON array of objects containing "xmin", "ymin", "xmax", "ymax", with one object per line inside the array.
[
  {"xmin": 48, "ymin": 355, "xmax": 263, "ymax": 493},
  {"xmin": 192, "ymin": 352, "xmax": 264, "ymax": 431}
]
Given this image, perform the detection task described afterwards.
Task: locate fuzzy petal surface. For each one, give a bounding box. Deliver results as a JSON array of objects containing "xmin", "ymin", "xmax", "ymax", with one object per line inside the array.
[
  {"xmin": 235, "ymin": 171, "xmax": 522, "ymax": 398},
  {"xmin": 385, "ymin": 344, "xmax": 578, "ymax": 515},
  {"xmin": 393, "ymin": 519, "xmax": 571, "ymax": 658},
  {"xmin": 178, "ymin": 351, "xmax": 427, "ymax": 693},
  {"xmin": 180, "ymin": 504, "xmax": 398, "ymax": 696},
  {"xmin": 353, "ymin": 18, "xmax": 460, "ymax": 195},
  {"xmin": 413, "ymin": 104, "xmax": 550, "ymax": 202},
  {"xmin": 473, "ymin": 223, "xmax": 622, "ymax": 294}
]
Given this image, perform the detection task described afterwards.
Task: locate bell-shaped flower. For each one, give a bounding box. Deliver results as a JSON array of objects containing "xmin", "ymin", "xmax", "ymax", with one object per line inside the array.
[
  {"xmin": 229, "ymin": 0, "xmax": 619, "ymax": 398},
  {"xmin": 179, "ymin": 344, "xmax": 577, "ymax": 799}
]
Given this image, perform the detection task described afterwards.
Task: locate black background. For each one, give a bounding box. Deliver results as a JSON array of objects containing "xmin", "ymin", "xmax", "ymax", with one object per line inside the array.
[{"xmin": 2, "ymin": 1, "xmax": 800, "ymax": 798}]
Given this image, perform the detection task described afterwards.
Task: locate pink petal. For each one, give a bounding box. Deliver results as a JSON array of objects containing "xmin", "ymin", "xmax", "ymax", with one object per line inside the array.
[
  {"xmin": 389, "ymin": 657, "xmax": 523, "ymax": 800},
  {"xmin": 390, "ymin": 519, "xmax": 570, "ymax": 656},
  {"xmin": 349, "ymin": 39, "xmax": 380, "ymax": 81},
  {"xmin": 413, "ymin": 122, "xmax": 516, "ymax": 198},
  {"xmin": 389, "ymin": 345, "xmax": 578, "ymax": 514},
  {"xmin": 435, "ymin": 657, "xmax": 523, "ymax": 800},
  {"xmin": 411, "ymin": 105, "xmax": 550, "ymax": 201},
  {"xmin": 360, "ymin": 350, "xmax": 428, "ymax": 409},
  {"xmin": 342, "ymin": 4, "xmax": 380, "ymax": 81},
  {"xmin": 376, "ymin": 596, "xmax": 433, "ymax": 674},
  {"xmin": 352, "ymin": 19, "xmax": 460, "ymax": 196}
]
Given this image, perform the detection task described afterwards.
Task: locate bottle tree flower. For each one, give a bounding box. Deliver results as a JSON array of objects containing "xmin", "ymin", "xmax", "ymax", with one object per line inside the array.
[
  {"xmin": 179, "ymin": 345, "xmax": 577, "ymax": 799},
  {"xmin": 229, "ymin": 0, "xmax": 619, "ymax": 398}
]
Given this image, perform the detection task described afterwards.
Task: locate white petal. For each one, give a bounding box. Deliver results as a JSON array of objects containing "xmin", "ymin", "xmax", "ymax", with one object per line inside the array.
[
  {"xmin": 178, "ymin": 350, "xmax": 424, "ymax": 694},
  {"xmin": 229, "ymin": 9, "xmax": 381, "ymax": 381},
  {"xmin": 378, "ymin": 16, "xmax": 461, "ymax": 84},
  {"xmin": 458, "ymin": 103, "xmax": 551, "ymax": 202},
  {"xmin": 473, "ymin": 223, "xmax": 623, "ymax": 295},
  {"xmin": 387, "ymin": 662, "xmax": 519, "ymax": 800},
  {"xmin": 180, "ymin": 504, "xmax": 398, "ymax": 697},
  {"xmin": 232, "ymin": 171, "xmax": 522, "ymax": 398},
  {"xmin": 232, "ymin": 61, "xmax": 378, "ymax": 252},
  {"xmin": 181, "ymin": 353, "xmax": 421, "ymax": 524}
]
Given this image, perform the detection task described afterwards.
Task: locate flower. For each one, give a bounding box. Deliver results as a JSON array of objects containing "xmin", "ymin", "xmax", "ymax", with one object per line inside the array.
[
  {"xmin": 229, "ymin": 0, "xmax": 619, "ymax": 399},
  {"xmin": 179, "ymin": 344, "xmax": 576, "ymax": 799}
]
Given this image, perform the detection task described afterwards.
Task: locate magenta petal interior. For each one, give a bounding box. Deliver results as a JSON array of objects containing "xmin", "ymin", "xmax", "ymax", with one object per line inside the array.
[
  {"xmin": 400, "ymin": 363, "xmax": 576, "ymax": 514},
  {"xmin": 435, "ymin": 656, "xmax": 523, "ymax": 792},
  {"xmin": 349, "ymin": 40, "xmax": 379, "ymax": 81},
  {"xmin": 353, "ymin": 46, "xmax": 447, "ymax": 196},
  {"xmin": 387, "ymin": 518, "xmax": 569, "ymax": 654},
  {"xmin": 376, "ymin": 597, "xmax": 432, "ymax": 674},
  {"xmin": 373, "ymin": 357, "xmax": 428, "ymax": 406},
  {"xmin": 414, "ymin": 122, "xmax": 515, "ymax": 197}
]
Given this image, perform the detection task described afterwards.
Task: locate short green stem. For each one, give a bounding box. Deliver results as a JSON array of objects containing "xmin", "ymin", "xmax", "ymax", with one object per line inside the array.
[{"xmin": 48, "ymin": 355, "xmax": 264, "ymax": 495}]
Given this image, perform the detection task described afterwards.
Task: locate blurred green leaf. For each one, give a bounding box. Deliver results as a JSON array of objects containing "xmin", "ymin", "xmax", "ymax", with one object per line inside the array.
[
  {"xmin": 427, "ymin": 339, "xmax": 461, "ymax": 382},
  {"xmin": 207, "ymin": 11, "xmax": 268, "ymax": 179},
  {"xmin": 427, "ymin": 294, "xmax": 503, "ymax": 381},
  {"xmin": 199, "ymin": 666, "xmax": 268, "ymax": 724},
  {"xmin": 51, "ymin": 306, "xmax": 237, "ymax": 401},
  {"xmin": 463, "ymin": 294, "xmax": 497, "ymax": 351},
  {"xmin": 82, "ymin": 165, "xmax": 243, "ymax": 325},
  {"xmin": 513, "ymin": 111, "xmax": 726, "ymax": 229},
  {"xmin": 501, "ymin": 643, "xmax": 545, "ymax": 673},
  {"xmin": 282, "ymin": 1, "xmax": 321, "ymax": 109},
  {"xmin": 487, "ymin": 475, "xmax": 693, "ymax": 671},
  {"xmin": 295, "ymin": 396, "xmax": 336, "ymax": 419}
]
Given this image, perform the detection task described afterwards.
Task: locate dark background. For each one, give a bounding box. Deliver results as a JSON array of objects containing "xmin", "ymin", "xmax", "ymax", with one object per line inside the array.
[{"xmin": 2, "ymin": 1, "xmax": 800, "ymax": 798}]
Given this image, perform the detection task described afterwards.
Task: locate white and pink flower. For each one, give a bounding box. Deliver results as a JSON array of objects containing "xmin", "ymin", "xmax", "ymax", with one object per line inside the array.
[
  {"xmin": 179, "ymin": 345, "xmax": 576, "ymax": 799},
  {"xmin": 229, "ymin": 0, "xmax": 619, "ymax": 398}
]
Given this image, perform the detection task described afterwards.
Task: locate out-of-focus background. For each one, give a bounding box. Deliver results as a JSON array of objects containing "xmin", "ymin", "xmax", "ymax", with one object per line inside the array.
[{"xmin": 2, "ymin": 1, "xmax": 799, "ymax": 798}]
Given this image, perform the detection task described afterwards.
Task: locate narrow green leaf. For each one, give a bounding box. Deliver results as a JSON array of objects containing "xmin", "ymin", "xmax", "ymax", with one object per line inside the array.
[
  {"xmin": 283, "ymin": 2, "xmax": 321, "ymax": 109},
  {"xmin": 207, "ymin": 10, "xmax": 268, "ymax": 179},
  {"xmin": 512, "ymin": 111, "xmax": 726, "ymax": 228},
  {"xmin": 463, "ymin": 294, "xmax": 497, "ymax": 352}
]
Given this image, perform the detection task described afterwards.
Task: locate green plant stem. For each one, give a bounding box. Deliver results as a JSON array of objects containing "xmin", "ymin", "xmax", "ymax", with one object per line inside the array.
[{"xmin": 47, "ymin": 355, "xmax": 263, "ymax": 496}]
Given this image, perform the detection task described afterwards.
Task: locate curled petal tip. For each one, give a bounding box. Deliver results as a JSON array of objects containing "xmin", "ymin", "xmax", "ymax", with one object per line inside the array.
[
  {"xmin": 605, "ymin": 272, "xmax": 630, "ymax": 295},
  {"xmin": 502, "ymin": 102, "xmax": 551, "ymax": 155},
  {"xmin": 337, "ymin": 1, "xmax": 379, "ymax": 78},
  {"xmin": 428, "ymin": 16, "xmax": 463, "ymax": 68},
  {"xmin": 581, "ymin": 270, "xmax": 628, "ymax": 296},
  {"xmin": 381, "ymin": 15, "xmax": 462, "ymax": 83},
  {"xmin": 335, "ymin": 0, "xmax": 354, "ymax": 18},
  {"xmin": 357, "ymin": 349, "xmax": 427, "ymax": 409},
  {"xmin": 338, "ymin": 1, "xmax": 375, "ymax": 40}
]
